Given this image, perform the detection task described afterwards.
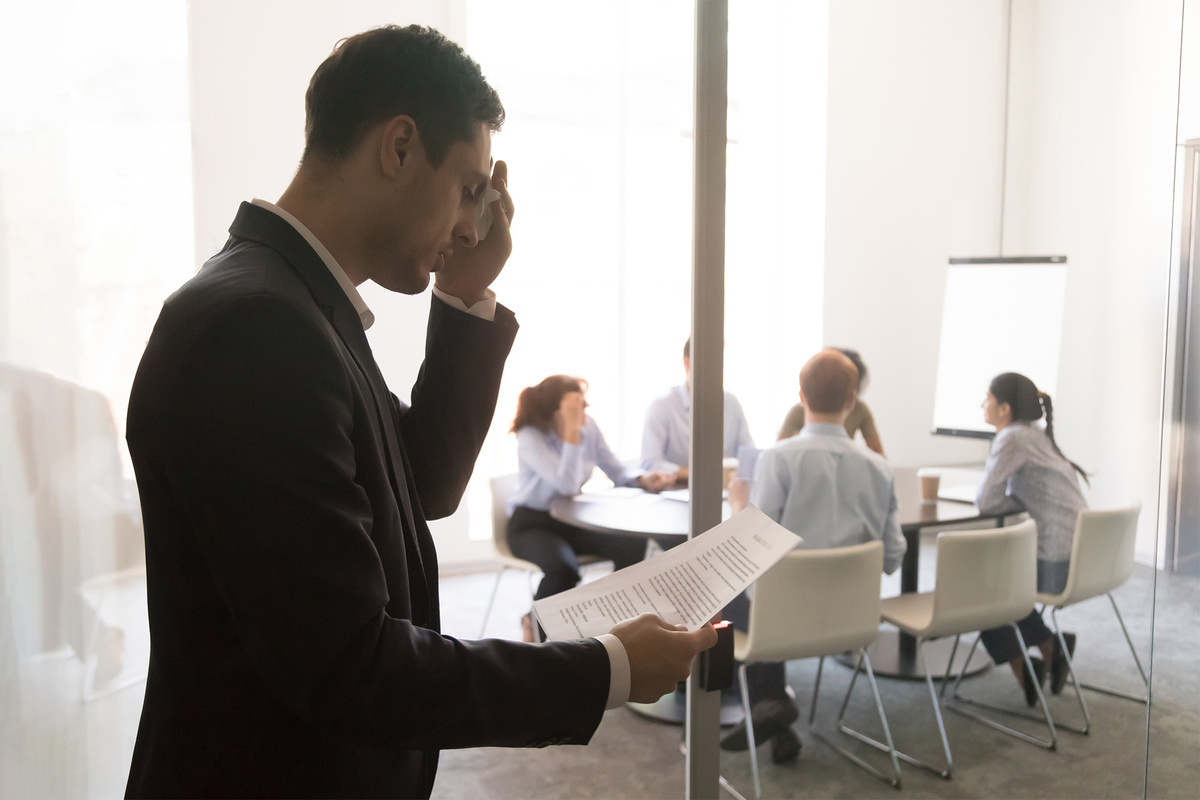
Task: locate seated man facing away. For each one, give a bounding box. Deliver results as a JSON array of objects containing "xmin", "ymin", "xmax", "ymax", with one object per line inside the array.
[
  {"xmin": 641, "ymin": 337, "xmax": 754, "ymax": 482},
  {"xmin": 722, "ymin": 348, "xmax": 906, "ymax": 764}
]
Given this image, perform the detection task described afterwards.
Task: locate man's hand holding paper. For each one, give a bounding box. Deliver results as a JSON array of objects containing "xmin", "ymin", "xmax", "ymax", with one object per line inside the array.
[{"xmin": 611, "ymin": 614, "xmax": 718, "ymax": 703}]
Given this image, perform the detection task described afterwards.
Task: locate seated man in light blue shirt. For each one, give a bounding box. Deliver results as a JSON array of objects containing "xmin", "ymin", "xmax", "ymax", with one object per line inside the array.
[
  {"xmin": 641, "ymin": 338, "xmax": 755, "ymax": 482},
  {"xmin": 721, "ymin": 348, "xmax": 906, "ymax": 763}
]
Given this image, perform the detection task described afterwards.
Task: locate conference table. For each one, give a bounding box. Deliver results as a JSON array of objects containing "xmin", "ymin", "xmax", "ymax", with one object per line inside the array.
[{"xmin": 550, "ymin": 466, "xmax": 1015, "ymax": 685}]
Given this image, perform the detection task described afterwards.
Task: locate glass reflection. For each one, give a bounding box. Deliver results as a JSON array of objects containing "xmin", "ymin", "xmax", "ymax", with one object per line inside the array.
[{"xmin": 0, "ymin": 1, "xmax": 1196, "ymax": 798}]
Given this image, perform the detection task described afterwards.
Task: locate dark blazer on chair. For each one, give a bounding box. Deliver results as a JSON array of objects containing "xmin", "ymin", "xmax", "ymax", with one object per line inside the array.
[{"xmin": 124, "ymin": 202, "xmax": 609, "ymax": 799}]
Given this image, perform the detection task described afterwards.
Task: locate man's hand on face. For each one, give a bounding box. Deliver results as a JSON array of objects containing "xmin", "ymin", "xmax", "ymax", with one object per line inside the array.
[
  {"xmin": 610, "ymin": 614, "xmax": 718, "ymax": 703},
  {"xmin": 434, "ymin": 160, "xmax": 514, "ymax": 307}
]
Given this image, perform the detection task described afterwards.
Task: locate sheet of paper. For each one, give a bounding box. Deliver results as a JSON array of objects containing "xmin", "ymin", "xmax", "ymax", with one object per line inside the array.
[
  {"xmin": 658, "ymin": 488, "xmax": 728, "ymax": 503},
  {"xmin": 571, "ymin": 486, "xmax": 645, "ymax": 502},
  {"xmin": 658, "ymin": 488, "xmax": 690, "ymax": 503},
  {"xmin": 532, "ymin": 505, "xmax": 802, "ymax": 640}
]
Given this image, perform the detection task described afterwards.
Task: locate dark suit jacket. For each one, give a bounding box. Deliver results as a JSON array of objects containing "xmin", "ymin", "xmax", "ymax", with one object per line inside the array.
[{"xmin": 125, "ymin": 203, "xmax": 609, "ymax": 799}]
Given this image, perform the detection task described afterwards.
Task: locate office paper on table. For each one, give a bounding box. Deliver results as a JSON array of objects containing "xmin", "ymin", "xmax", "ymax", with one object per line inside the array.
[{"xmin": 533, "ymin": 505, "xmax": 802, "ymax": 640}]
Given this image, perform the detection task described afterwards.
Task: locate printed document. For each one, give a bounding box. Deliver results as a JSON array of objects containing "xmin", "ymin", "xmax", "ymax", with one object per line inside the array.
[{"xmin": 532, "ymin": 505, "xmax": 802, "ymax": 640}]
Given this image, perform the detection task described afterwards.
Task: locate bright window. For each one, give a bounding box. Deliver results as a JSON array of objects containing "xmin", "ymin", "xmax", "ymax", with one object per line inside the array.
[{"xmin": 464, "ymin": 0, "xmax": 828, "ymax": 539}]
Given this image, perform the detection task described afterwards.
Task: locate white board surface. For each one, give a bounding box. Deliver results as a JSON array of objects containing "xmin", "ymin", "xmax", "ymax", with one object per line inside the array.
[{"xmin": 932, "ymin": 262, "xmax": 1068, "ymax": 437}]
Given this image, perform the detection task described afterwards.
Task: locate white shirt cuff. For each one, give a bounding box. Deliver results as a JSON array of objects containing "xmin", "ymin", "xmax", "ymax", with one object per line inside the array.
[
  {"xmin": 432, "ymin": 286, "xmax": 497, "ymax": 321},
  {"xmin": 596, "ymin": 633, "xmax": 630, "ymax": 710}
]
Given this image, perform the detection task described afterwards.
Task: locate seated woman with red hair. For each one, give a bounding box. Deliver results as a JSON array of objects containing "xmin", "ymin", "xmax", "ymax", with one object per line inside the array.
[{"xmin": 506, "ymin": 375, "xmax": 673, "ymax": 640}]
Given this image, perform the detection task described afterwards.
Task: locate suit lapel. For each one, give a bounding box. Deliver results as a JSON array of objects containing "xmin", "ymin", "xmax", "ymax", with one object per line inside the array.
[{"xmin": 227, "ymin": 203, "xmax": 432, "ymax": 623}]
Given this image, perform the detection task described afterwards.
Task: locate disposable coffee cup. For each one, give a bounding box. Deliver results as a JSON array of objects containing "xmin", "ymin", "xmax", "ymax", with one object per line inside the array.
[
  {"xmin": 722, "ymin": 457, "xmax": 739, "ymax": 490},
  {"xmin": 918, "ymin": 468, "xmax": 941, "ymax": 502}
]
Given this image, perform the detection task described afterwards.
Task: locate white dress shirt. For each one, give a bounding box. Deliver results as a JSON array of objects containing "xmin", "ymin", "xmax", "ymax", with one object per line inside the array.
[
  {"xmin": 507, "ymin": 417, "xmax": 642, "ymax": 515},
  {"xmin": 247, "ymin": 199, "xmax": 629, "ymax": 709},
  {"xmin": 752, "ymin": 423, "xmax": 906, "ymax": 574},
  {"xmin": 641, "ymin": 384, "xmax": 755, "ymax": 472}
]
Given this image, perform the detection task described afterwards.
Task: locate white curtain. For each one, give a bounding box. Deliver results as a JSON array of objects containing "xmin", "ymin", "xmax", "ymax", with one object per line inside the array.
[
  {"xmin": 466, "ymin": 0, "xmax": 828, "ymax": 539},
  {"xmin": 0, "ymin": 1, "xmax": 189, "ymax": 795}
]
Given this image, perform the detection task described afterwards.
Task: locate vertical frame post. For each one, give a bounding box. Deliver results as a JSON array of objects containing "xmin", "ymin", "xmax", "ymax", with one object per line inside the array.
[{"xmin": 685, "ymin": 1, "xmax": 728, "ymax": 798}]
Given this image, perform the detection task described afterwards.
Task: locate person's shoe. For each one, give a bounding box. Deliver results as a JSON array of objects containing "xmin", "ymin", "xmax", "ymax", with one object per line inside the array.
[
  {"xmin": 1051, "ymin": 632, "xmax": 1077, "ymax": 695},
  {"xmin": 770, "ymin": 727, "xmax": 802, "ymax": 764},
  {"xmin": 1022, "ymin": 656, "xmax": 1047, "ymax": 707},
  {"xmin": 520, "ymin": 612, "xmax": 536, "ymax": 643},
  {"xmin": 720, "ymin": 698, "xmax": 800, "ymax": 751}
]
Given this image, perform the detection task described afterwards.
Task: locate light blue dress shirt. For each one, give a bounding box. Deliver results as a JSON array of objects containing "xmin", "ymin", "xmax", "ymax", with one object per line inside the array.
[
  {"xmin": 640, "ymin": 384, "xmax": 755, "ymax": 472},
  {"xmin": 507, "ymin": 417, "xmax": 642, "ymax": 515},
  {"xmin": 751, "ymin": 423, "xmax": 906, "ymax": 574}
]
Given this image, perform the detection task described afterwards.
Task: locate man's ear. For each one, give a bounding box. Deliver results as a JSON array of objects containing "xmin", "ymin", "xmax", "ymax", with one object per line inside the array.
[
  {"xmin": 798, "ymin": 387, "xmax": 808, "ymax": 409},
  {"xmin": 379, "ymin": 115, "xmax": 419, "ymax": 177},
  {"xmin": 844, "ymin": 389, "xmax": 858, "ymax": 414}
]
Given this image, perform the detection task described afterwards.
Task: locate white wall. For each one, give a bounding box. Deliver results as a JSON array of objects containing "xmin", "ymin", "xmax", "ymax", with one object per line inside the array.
[
  {"xmin": 1003, "ymin": 0, "xmax": 1184, "ymax": 564},
  {"xmin": 824, "ymin": 0, "xmax": 1187, "ymax": 563},
  {"xmin": 188, "ymin": 0, "xmax": 492, "ymax": 565},
  {"xmin": 824, "ymin": 0, "xmax": 1007, "ymax": 468}
]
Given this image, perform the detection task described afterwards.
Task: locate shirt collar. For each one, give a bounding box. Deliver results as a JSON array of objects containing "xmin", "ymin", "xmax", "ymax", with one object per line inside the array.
[
  {"xmin": 250, "ymin": 198, "xmax": 375, "ymax": 330},
  {"xmin": 801, "ymin": 422, "xmax": 850, "ymax": 438}
]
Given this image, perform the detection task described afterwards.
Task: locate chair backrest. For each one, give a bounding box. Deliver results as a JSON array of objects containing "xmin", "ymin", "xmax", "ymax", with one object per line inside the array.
[
  {"xmin": 741, "ymin": 540, "xmax": 884, "ymax": 663},
  {"xmin": 489, "ymin": 474, "xmax": 519, "ymax": 559},
  {"xmin": 1060, "ymin": 504, "xmax": 1142, "ymax": 605},
  {"xmin": 926, "ymin": 520, "xmax": 1038, "ymax": 640}
]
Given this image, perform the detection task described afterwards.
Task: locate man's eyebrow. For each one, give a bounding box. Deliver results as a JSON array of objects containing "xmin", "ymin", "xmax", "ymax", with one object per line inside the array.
[{"xmin": 470, "ymin": 172, "xmax": 489, "ymax": 196}]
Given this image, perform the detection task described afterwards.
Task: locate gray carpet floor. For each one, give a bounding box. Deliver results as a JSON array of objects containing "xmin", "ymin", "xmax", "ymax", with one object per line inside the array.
[{"xmin": 430, "ymin": 539, "xmax": 1199, "ymax": 800}]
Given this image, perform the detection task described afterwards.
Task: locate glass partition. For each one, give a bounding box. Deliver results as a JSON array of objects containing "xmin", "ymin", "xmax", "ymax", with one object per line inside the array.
[{"xmin": 0, "ymin": 1, "xmax": 1195, "ymax": 797}]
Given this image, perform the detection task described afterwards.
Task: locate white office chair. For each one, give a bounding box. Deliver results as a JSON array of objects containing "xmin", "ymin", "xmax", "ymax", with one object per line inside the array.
[
  {"xmin": 1034, "ymin": 504, "xmax": 1147, "ymax": 734},
  {"xmin": 77, "ymin": 565, "xmax": 148, "ymax": 701},
  {"xmin": 478, "ymin": 474, "xmax": 608, "ymax": 639},
  {"xmin": 733, "ymin": 540, "xmax": 900, "ymax": 797},
  {"xmin": 841, "ymin": 520, "xmax": 1054, "ymax": 779}
]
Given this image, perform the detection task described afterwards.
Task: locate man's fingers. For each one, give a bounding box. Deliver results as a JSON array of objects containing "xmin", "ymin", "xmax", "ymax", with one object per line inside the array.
[
  {"xmin": 492, "ymin": 160, "xmax": 514, "ymax": 223},
  {"xmin": 692, "ymin": 622, "xmax": 719, "ymax": 651},
  {"xmin": 619, "ymin": 617, "xmax": 723, "ymax": 703}
]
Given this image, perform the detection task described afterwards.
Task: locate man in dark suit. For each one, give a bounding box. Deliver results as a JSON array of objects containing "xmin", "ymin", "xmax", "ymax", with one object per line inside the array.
[{"xmin": 125, "ymin": 25, "xmax": 715, "ymax": 799}]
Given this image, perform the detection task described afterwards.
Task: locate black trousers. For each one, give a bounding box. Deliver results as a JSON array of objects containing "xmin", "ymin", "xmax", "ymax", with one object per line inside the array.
[
  {"xmin": 979, "ymin": 558, "xmax": 1070, "ymax": 664},
  {"xmin": 507, "ymin": 506, "xmax": 648, "ymax": 600},
  {"xmin": 723, "ymin": 591, "xmax": 791, "ymax": 705}
]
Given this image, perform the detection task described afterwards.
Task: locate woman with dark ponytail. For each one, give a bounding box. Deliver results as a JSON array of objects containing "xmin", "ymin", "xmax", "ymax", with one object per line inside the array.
[
  {"xmin": 506, "ymin": 375, "xmax": 674, "ymax": 640},
  {"xmin": 977, "ymin": 372, "xmax": 1088, "ymax": 705}
]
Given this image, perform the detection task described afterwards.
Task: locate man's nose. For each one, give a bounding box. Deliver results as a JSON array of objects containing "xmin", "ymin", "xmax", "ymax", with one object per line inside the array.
[{"xmin": 455, "ymin": 212, "xmax": 479, "ymax": 248}]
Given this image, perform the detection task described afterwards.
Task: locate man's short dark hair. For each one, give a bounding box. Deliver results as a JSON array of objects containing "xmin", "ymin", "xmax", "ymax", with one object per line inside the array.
[{"xmin": 303, "ymin": 25, "xmax": 505, "ymax": 168}]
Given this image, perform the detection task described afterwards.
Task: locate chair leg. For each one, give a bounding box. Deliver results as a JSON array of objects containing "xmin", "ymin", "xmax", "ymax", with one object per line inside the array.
[
  {"xmin": 807, "ymin": 650, "xmax": 901, "ymax": 788},
  {"xmin": 736, "ymin": 663, "xmax": 762, "ymax": 799},
  {"xmin": 808, "ymin": 655, "xmax": 825, "ymax": 726},
  {"xmin": 939, "ymin": 634, "xmax": 963, "ymax": 699},
  {"xmin": 945, "ymin": 626, "xmax": 1059, "ymax": 750},
  {"xmin": 1044, "ymin": 607, "xmax": 1092, "ymax": 735},
  {"xmin": 1109, "ymin": 593, "xmax": 1150, "ymax": 689},
  {"xmin": 839, "ymin": 638, "xmax": 952, "ymax": 779},
  {"xmin": 1068, "ymin": 594, "xmax": 1149, "ymax": 703},
  {"xmin": 478, "ymin": 566, "xmax": 508, "ymax": 639},
  {"xmin": 919, "ymin": 639, "xmax": 956, "ymax": 775}
]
